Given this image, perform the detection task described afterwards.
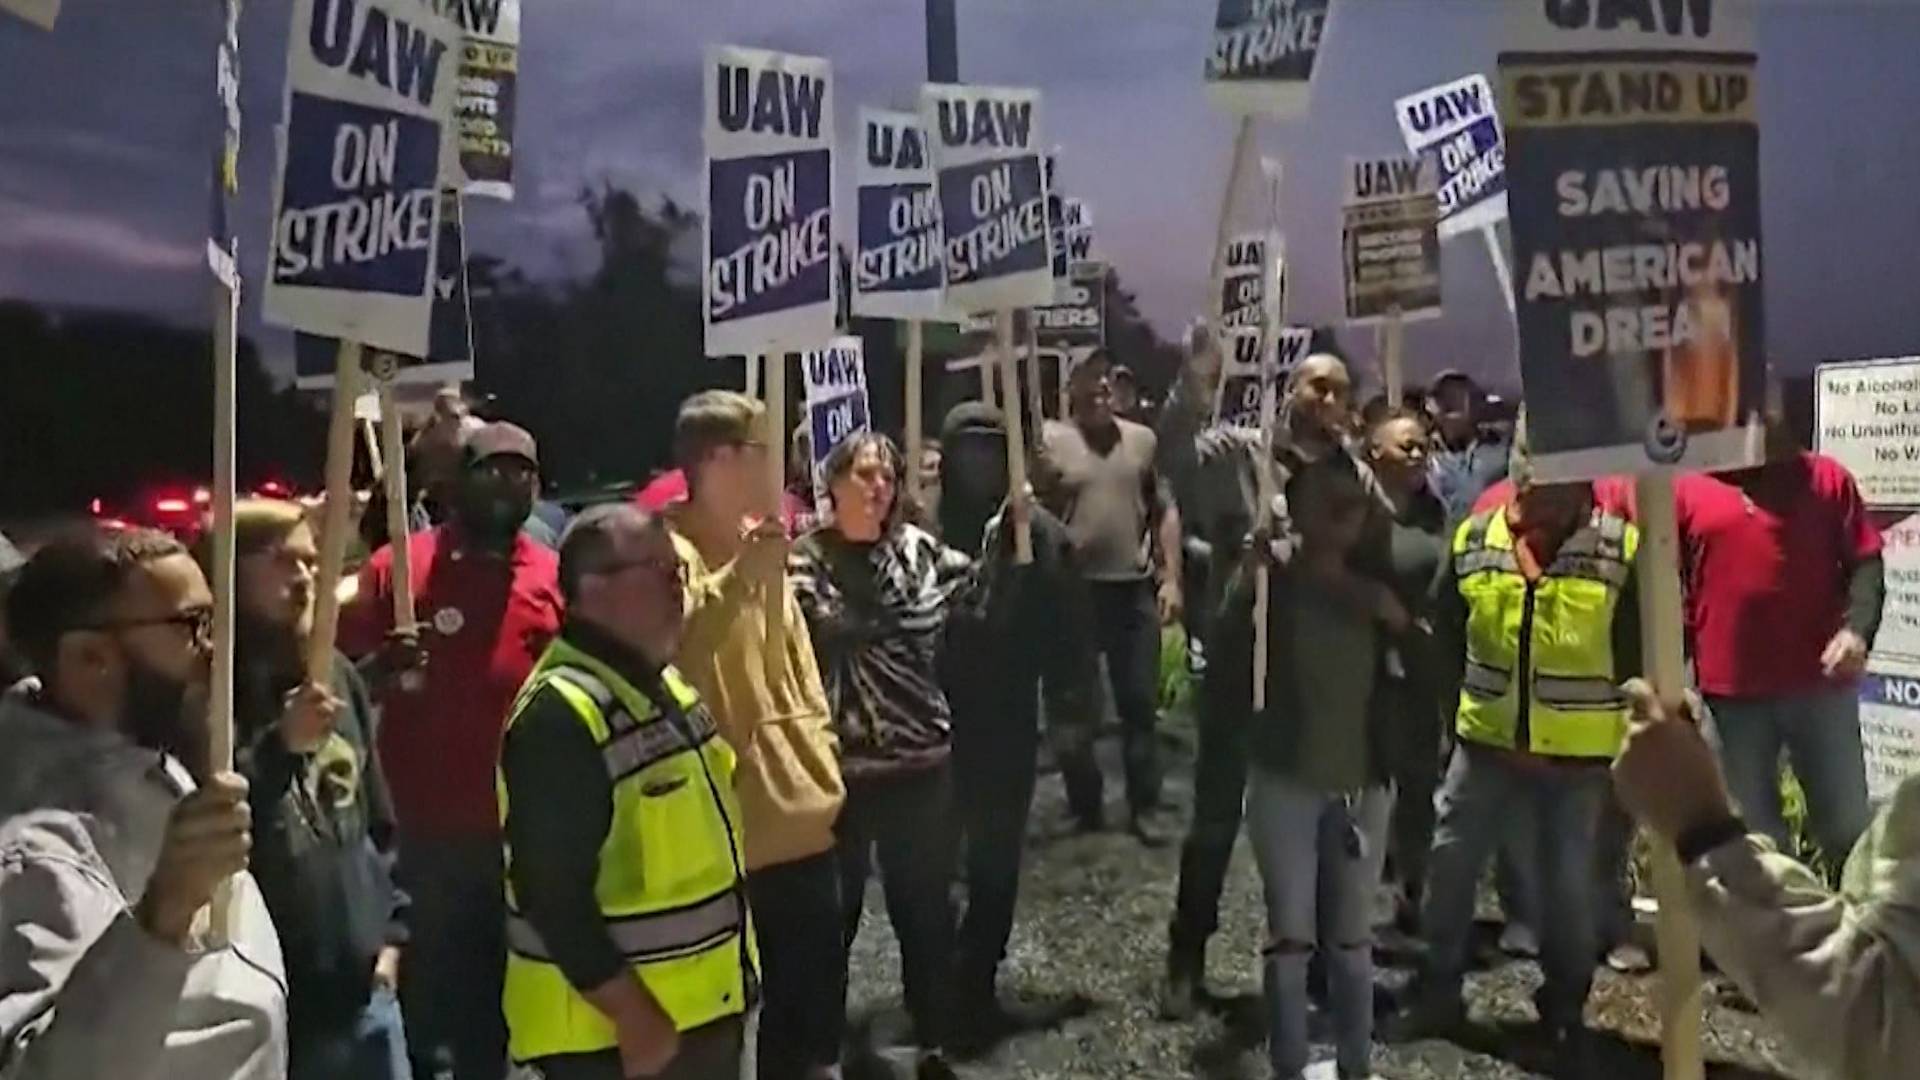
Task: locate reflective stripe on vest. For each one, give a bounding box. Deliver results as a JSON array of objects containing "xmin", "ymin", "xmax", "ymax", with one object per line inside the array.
[
  {"xmin": 499, "ymin": 644, "xmax": 755, "ymax": 1064},
  {"xmin": 1449, "ymin": 508, "xmax": 1639, "ymax": 759},
  {"xmin": 507, "ymin": 885, "xmax": 743, "ymax": 965}
]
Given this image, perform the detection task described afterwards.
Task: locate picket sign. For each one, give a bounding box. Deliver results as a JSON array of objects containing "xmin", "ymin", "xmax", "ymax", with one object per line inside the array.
[
  {"xmin": 376, "ymin": 378, "xmax": 417, "ymax": 631},
  {"xmin": 307, "ymin": 343, "xmax": 364, "ymax": 684},
  {"xmin": 0, "ymin": 0, "xmax": 58, "ymax": 30},
  {"xmin": 996, "ymin": 313, "xmax": 1033, "ymax": 564},
  {"xmin": 1497, "ymin": 2, "xmax": 1771, "ymax": 1068},
  {"xmin": 905, "ymin": 321, "xmax": 926, "ymax": 504}
]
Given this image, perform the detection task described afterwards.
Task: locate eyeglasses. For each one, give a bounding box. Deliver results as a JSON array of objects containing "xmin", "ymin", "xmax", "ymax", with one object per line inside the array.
[{"xmin": 83, "ymin": 606, "xmax": 215, "ymax": 644}]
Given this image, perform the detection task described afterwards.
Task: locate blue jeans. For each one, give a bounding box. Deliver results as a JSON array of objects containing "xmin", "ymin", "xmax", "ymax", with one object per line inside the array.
[
  {"xmin": 1708, "ymin": 686, "xmax": 1871, "ymax": 865},
  {"xmin": 290, "ymin": 988, "xmax": 412, "ymax": 1080},
  {"xmin": 1420, "ymin": 744, "xmax": 1608, "ymax": 1028},
  {"xmin": 1246, "ymin": 769, "xmax": 1391, "ymax": 1079}
]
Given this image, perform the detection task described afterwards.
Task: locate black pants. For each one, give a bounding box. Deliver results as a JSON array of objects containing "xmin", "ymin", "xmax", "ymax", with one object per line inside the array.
[
  {"xmin": 745, "ymin": 852, "xmax": 847, "ymax": 1078},
  {"xmin": 1170, "ymin": 670, "xmax": 1249, "ymax": 950},
  {"xmin": 521, "ymin": 1017, "xmax": 744, "ymax": 1079},
  {"xmin": 1061, "ymin": 580, "xmax": 1163, "ymax": 819},
  {"xmin": 953, "ymin": 677, "xmax": 1040, "ymax": 998},
  {"xmin": 399, "ymin": 833, "xmax": 506, "ymax": 1080},
  {"xmin": 1382, "ymin": 672, "xmax": 1446, "ymax": 910},
  {"xmin": 837, "ymin": 764, "xmax": 958, "ymax": 1050}
]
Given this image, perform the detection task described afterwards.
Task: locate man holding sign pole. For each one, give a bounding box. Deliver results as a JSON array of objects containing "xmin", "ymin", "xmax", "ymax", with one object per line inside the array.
[{"xmin": 341, "ymin": 423, "xmax": 562, "ymax": 1080}]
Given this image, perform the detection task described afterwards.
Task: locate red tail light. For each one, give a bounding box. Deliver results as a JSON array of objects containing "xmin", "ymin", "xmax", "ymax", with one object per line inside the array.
[{"xmin": 154, "ymin": 498, "xmax": 191, "ymax": 515}]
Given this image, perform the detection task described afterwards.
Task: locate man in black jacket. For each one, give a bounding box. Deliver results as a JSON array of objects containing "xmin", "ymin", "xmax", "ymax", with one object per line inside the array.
[
  {"xmin": 213, "ymin": 499, "xmax": 409, "ymax": 1079},
  {"xmin": 939, "ymin": 403, "xmax": 1101, "ymax": 1049}
]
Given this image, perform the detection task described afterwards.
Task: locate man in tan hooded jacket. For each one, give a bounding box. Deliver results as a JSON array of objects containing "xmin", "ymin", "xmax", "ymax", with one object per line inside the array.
[
  {"xmin": 1614, "ymin": 679, "xmax": 1919, "ymax": 1080},
  {"xmin": 664, "ymin": 390, "xmax": 847, "ymax": 1080}
]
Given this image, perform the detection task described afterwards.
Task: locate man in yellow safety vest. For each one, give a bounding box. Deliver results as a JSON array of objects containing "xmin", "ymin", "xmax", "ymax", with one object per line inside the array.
[
  {"xmin": 1401, "ymin": 427, "xmax": 1641, "ymax": 1076},
  {"xmin": 497, "ymin": 503, "xmax": 756, "ymax": 1079}
]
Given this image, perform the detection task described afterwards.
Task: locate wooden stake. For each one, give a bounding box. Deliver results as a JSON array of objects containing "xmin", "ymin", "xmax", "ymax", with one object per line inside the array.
[
  {"xmin": 377, "ymin": 380, "xmax": 416, "ymax": 632},
  {"xmin": 762, "ymin": 352, "xmax": 788, "ymax": 655},
  {"xmin": 1633, "ymin": 468, "xmax": 1706, "ymax": 1080},
  {"xmin": 1023, "ymin": 309, "xmax": 1045, "ymax": 429},
  {"xmin": 205, "ymin": 273, "xmax": 239, "ymax": 939},
  {"xmin": 1251, "ymin": 349, "xmax": 1279, "ymax": 713},
  {"xmin": 745, "ymin": 352, "xmax": 761, "ymax": 399},
  {"xmin": 996, "ymin": 311, "xmax": 1032, "ymax": 564},
  {"xmin": 307, "ymin": 341, "xmax": 362, "ymax": 685},
  {"xmin": 905, "ymin": 321, "xmax": 925, "ymax": 506},
  {"xmin": 981, "ymin": 343, "xmax": 999, "ymax": 409},
  {"xmin": 1383, "ymin": 306, "xmax": 1406, "ymax": 405},
  {"xmin": 1057, "ymin": 351, "xmax": 1071, "ymax": 421},
  {"xmin": 361, "ymin": 418, "xmax": 384, "ymax": 481},
  {"xmin": 1482, "ymin": 223, "xmax": 1517, "ymax": 318}
]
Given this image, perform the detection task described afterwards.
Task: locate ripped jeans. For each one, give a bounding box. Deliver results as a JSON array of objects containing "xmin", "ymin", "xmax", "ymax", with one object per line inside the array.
[{"xmin": 1245, "ymin": 769, "xmax": 1392, "ymax": 1080}]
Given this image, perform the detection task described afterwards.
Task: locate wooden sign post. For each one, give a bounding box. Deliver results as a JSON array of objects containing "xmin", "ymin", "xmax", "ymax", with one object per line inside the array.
[
  {"xmin": 204, "ymin": 266, "xmax": 240, "ymax": 938},
  {"xmin": 905, "ymin": 321, "xmax": 925, "ymax": 505},
  {"xmin": 306, "ymin": 342, "xmax": 362, "ymax": 684},
  {"xmin": 995, "ymin": 312, "xmax": 1033, "ymax": 564},
  {"xmin": 376, "ymin": 376, "xmax": 417, "ymax": 634}
]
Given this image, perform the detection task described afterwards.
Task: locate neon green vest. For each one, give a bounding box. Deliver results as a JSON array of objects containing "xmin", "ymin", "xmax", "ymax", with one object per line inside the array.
[
  {"xmin": 498, "ymin": 638, "xmax": 756, "ymax": 1063},
  {"xmin": 1451, "ymin": 507, "xmax": 1640, "ymax": 759}
]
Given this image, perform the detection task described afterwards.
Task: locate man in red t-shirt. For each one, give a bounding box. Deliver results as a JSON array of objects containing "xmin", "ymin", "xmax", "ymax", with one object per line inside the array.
[
  {"xmin": 341, "ymin": 422, "xmax": 563, "ymax": 1080},
  {"xmin": 1674, "ymin": 413, "xmax": 1885, "ymax": 866}
]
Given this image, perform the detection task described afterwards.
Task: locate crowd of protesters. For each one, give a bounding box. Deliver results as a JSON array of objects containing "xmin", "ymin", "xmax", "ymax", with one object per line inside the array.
[{"xmin": 1, "ymin": 326, "xmax": 1917, "ymax": 1080}]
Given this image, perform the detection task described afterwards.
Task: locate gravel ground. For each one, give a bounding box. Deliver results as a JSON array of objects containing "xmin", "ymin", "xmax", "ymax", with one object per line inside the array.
[{"xmin": 841, "ymin": 712, "xmax": 1808, "ymax": 1079}]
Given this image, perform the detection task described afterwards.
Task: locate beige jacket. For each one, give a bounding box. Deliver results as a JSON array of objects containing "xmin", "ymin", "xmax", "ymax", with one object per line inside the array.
[
  {"xmin": 669, "ymin": 519, "xmax": 845, "ymax": 872},
  {"xmin": 1689, "ymin": 773, "xmax": 1920, "ymax": 1080}
]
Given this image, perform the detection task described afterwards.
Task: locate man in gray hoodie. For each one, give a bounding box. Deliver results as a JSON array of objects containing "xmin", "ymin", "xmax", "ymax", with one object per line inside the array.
[{"xmin": 0, "ymin": 526, "xmax": 288, "ymax": 1079}]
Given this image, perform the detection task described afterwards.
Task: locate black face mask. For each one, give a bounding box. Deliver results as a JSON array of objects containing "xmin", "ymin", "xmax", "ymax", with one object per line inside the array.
[{"xmin": 459, "ymin": 479, "xmax": 531, "ymax": 545}]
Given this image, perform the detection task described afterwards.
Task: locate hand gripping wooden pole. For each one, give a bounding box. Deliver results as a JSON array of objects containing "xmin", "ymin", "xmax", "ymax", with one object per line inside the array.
[{"xmin": 1634, "ymin": 469, "xmax": 1706, "ymax": 1080}]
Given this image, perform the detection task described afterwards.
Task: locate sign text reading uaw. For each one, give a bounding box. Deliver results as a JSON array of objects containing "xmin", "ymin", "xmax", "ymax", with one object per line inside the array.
[
  {"xmin": 1219, "ymin": 233, "xmax": 1267, "ymax": 329},
  {"xmin": 921, "ymin": 84, "xmax": 1054, "ymax": 312},
  {"xmin": 266, "ymin": 0, "xmax": 459, "ymax": 358},
  {"xmin": 853, "ymin": 108, "xmax": 945, "ymax": 320},
  {"xmin": 802, "ymin": 337, "xmax": 872, "ymax": 508},
  {"xmin": 1396, "ymin": 73, "xmax": 1507, "ymax": 238},
  {"xmin": 703, "ymin": 47, "xmax": 835, "ymax": 357}
]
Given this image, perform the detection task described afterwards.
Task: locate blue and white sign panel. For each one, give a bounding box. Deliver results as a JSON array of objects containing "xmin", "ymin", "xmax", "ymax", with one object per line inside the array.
[
  {"xmin": 1501, "ymin": 0, "xmax": 1764, "ymax": 482},
  {"xmin": 703, "ymin": 46, "xmax": 836, "ymax": 358},
  {"xmin": 295, "ymin": 187, "xmax": 475, "ymax": 388},
  {"xmin": 1394, "ymin": 74, "xmax": 1507, "ymax": 240},
  {"xmin": 1204, "ymin": 0, "xmax": 1335, "ymax": 118},
  {"xmin": 1213, "ymin": 324, "xmax": 1312, "ymax": 436},
  {"xmin": 265, "ymin": 0, "xmax": 460, "ymax": 358},
  {"xmin": 852, "ymin": 108, "xmax": 945, "ymax": 321},
  {"xmin": 921, "ymin": 84, "xmax": 1055, "ymax": 313},
  {"xmin": 802, "ymin": 336, "xmax": 871, "ymax": 509}
]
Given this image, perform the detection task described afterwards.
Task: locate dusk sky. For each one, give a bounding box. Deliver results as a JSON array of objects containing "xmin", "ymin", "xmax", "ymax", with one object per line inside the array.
[{"xmin": 4, "ymin": 0, "xmax": 1919, "ymax": 392}]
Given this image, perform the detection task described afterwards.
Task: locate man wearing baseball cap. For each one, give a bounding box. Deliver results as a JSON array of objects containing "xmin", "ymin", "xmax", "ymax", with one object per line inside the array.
[{"xmin": 341, "ymin": 421, "xmax": 564, "ymax": 1080}]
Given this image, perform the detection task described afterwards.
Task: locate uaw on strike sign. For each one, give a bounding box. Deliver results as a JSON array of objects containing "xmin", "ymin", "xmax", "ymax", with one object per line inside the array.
[
  {"xmin": 803, "ymin": 337, "xmax": 871, "ymax": 509},
  {"xmin": 266, "ymin": 0, "xmax": 461, "ymax": 358},
  {"xmin": 921, "ymin": 84, "xmax": 1055, "ymax": 313},
  {"xmin": 852, "ymin": 108, "xmax": 945, "ymax": 321},
  {"xmin": 1395, "ymin": 73, "xmax": 1507, "ymax": 239},
  {"xmin": 703, "ymin": 47, "xmax": 836, "ymax": 357}
]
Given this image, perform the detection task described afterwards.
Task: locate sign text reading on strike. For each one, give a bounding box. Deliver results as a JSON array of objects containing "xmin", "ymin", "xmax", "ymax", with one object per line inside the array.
[
  {"xmin": 944, "ymin": 160, "xmax": 1045, "ymax": 282},
  {"xmin": 1208, "ymin": 0, "xmax": 1325, "ymax": 77},
  {"xmin": 857, "ymin": 186, "xmax": 941, "ymax": 291},
  {"xmin": 708, "ymin": 151, "xmax": 831, "ymax": 319},
  {"xmin": 275, "ymin": 95, "xmax": 439, "ymax": 291}
]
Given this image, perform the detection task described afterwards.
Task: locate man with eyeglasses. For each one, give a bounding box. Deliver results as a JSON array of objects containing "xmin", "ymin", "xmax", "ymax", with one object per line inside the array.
[
  {"xmin": 0, "ymin": 525, "xmax": 288, "ymax": 1078},
  {"xmin": 342, "ymin": 421, "xmax": 564, "ymax": 1080},
  {"xmin": 498, "ymin": 502, "xmax": 756, "ymax": 1080},
  {"xmin": 205, "ymin": 499, "xmax": 410, "ymax": 1078}
]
